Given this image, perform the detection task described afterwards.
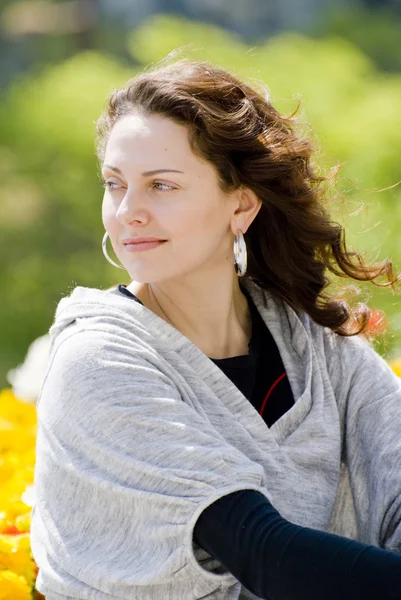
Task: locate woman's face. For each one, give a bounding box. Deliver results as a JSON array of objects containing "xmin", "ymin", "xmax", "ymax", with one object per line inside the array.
[{"xmin": 101, "ymin": 111, "xmax": 238, "ymax": 284}]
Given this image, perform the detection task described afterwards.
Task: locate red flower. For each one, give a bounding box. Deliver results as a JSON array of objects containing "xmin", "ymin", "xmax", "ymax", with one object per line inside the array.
[
  {"xmin": 366, "ymin": 308, "xmax": 388, "ymax": 336},
  {"xmin": 1, "ymin": 524, "xmax": 21, "ymax": 535}
]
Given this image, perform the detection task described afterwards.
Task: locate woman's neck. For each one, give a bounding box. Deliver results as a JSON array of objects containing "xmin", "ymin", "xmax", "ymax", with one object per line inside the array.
[{"xmin": 127, "ymin": 277, "xmax": 252, "ymax": 359}]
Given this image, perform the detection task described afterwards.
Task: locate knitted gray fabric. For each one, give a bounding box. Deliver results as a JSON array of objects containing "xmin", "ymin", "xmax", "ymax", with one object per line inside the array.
[{"xmin": 30, "ymin": 278, "xmax": 401, "ymax": 600}]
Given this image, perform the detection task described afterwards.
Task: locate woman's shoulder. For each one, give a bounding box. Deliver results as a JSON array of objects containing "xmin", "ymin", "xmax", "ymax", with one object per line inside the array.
[
  {"xmin": 243, "ymin": 278, "xmax": 344, "ymax": 351},
  {"xmin": 47, "ymin": 284, "xmax": 158, "ymax": 360},
  {"xmin": 52, "ymin": 284, "xmax": 144, "ymax": 324},
  {"xmin": 249, "ymin": 279, "xmax": 395, "ymax": 384},
  {"xmin": 303, "ymin": 309, "xmax": 401, "ymax": 409}
]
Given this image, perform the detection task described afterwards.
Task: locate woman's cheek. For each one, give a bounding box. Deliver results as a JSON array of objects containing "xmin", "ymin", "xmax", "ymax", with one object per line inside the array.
[{"xmin": 101, "ymin": 199, "xmax": 115, "ymax": 229}]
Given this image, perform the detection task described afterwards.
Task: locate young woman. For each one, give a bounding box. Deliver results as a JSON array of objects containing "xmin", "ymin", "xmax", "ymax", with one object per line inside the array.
[{"xmin": 31, "ymin": 59, "xmax": 401, "ymax": 600}]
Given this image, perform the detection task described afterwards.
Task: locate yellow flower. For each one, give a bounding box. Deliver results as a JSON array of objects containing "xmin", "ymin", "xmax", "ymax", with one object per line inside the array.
[
  {"xmin": 0, "ymin": 390, "xmax": 36, "ymax": 429},
  {"xmin": 0, "ymin": 456, "xmax": 17, "ymax": 484},
  {"xmin": 0, "ymin": 482, "xmax": 33, "ymax": 533},
  {"xmin": 1, "ymin": 479, "xmax": 29, "ymax": 507},
  {"xmin": 15, "ymin": 513, "xmax": 31, "ymax": 534},
  {"xmin": 0, "ymin": 534, "xmax": 36, "ymax": 588},
  {"xmin": 389, "ymin": 358, "xmax": 401, "ymax": 378},
  {"xmin": 0, "ymin": 419, "xmax": 36, "ymax": 454},
  {"xmin": 0, "ymin": 533, "xmax": 29, "ymax": 552},
  {"xmin": 0, "ymin": 569, "xmax": 32, "ymax": 600}
]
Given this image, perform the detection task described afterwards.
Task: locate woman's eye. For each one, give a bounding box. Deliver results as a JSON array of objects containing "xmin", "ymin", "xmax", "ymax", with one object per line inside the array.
[
  {"xmin": 153, "ymin": 182, "xmax": 174, "ymax": 191},
  {"xmin": 102, "ymin": 180, "xmax": 121, "ymax": 192},
  {"xmin": 100, "ymin": 179, "xmax": 174, "ymax": 193}
]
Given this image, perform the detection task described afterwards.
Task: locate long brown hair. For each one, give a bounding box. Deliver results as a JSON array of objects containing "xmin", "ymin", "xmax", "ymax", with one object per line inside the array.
[{"xmin": 95, "ymin": 59, "xmax": 400, "ymax": 337}]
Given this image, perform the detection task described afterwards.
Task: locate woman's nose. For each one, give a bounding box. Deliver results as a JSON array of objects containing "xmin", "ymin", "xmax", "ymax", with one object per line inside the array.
[{"xmin": 115, "ymin": 190, "xmax": 150, "ymax": 225}]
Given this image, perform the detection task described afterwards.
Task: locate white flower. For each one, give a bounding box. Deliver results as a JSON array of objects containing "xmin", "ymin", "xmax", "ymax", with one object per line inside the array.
[
  {"xmin": 6, "ymin": 334, "xmax": 51, "ymax": 404},
  {"xmin": 21, "ymin": 484, "xmax": 35, "ymax": 508}
]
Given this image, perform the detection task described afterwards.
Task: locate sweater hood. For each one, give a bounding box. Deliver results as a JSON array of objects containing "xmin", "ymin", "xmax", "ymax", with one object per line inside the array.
[
  {"xmin": 49, "ymin": 285, "xmax": 126, "ymax": 345},
  {"xmin": 49, "ymin": 279, "xmax": 299, "ymax": 346},
  {"xmin": 48, "ymin": 280, "xmax": 312, "ymax": 409}
]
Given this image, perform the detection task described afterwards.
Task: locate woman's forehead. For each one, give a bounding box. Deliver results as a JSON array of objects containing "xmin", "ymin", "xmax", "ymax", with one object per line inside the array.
[
  {"xmin": 108, "ymin": 113, "xmax": 187, "ymax": 144},
  {"xmin": 104, "ymin": 114, "xmax": 208, "ymax": 175}
]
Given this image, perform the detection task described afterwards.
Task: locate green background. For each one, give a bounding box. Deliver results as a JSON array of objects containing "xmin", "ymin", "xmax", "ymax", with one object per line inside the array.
[{"xmin": 1, "ymin": 12, "xmax": 401, "ymax": 387}]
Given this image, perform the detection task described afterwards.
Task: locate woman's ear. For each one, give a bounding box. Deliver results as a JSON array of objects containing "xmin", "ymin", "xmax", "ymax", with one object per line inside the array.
[{"xmin": 230, "ymin": 186, "xmax": 262, "ymax": 235}]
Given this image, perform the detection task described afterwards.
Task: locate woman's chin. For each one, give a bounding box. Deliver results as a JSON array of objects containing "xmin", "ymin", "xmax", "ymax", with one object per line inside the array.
[{"xmin": 125, "ymin": 269, "xmax": 169, "ymax": 285}]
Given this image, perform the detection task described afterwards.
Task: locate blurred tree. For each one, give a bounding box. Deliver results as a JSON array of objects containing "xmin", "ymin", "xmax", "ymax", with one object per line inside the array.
[
  {"xmin": 2, "ymin": 0, "xmax": 401, "ymax": 94},
  {"xmin": 0, "ymin": 0, "xmax": 133, "ymax": 91},
  {"xmin": 312, "ymin": 0, "xmax": 401, "ymax": 72},
  {"xmin": 0, "ymin": 15, "xmax": 400, "ymax": 387},
  {"xmin": 0, "ymin": 51, "xmax": 132, "ymax": 383}
]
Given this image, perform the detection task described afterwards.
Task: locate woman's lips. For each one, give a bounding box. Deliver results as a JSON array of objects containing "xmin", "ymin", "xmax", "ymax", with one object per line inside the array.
[{"xmin": 124, "ymin": 240, "xmax": 167, "ymax": 252}]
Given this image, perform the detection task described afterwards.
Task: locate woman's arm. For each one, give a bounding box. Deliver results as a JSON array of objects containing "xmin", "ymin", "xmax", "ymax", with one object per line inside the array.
[
  {"xmin": 31, "ymin": 325, "xmax": 271, "ymax": 600},
  {"xmin": 321, "ymin": 328, "xmax": 401, "ymax": 551},
  {"xmin": 194, "ymin": 488, "xmax": 401, "ymax": 600}
]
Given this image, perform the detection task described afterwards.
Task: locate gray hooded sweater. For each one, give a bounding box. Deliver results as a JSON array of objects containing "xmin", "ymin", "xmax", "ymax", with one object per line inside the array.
[{"xmin": 30, "ymin": 278, "xmax": 401, "ymax": 600}]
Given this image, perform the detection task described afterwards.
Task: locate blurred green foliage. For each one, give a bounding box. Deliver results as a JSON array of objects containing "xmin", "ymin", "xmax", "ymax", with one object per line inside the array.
[
  {"xmin": 312, "ymin": 1, "xmax": 401, "ymax": 73},
  {"xmin": 1, "ymin": 14, "xmax": 400, "ymax": 386}
]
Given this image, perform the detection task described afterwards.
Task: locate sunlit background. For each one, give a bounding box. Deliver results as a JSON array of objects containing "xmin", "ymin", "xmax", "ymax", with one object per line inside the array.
[
  {"xmin": 1, "ymin": 0, "xmax": 401, "ymax": 388},
  {"xmin": 0, "ymin": 2, "xmax": 401, "ymax": 597}
]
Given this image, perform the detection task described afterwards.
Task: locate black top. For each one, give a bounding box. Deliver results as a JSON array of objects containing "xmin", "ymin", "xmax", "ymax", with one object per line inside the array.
[
  {"xmin": 194, "ymin": 488, "xmax": 401, "ymax": 600},
  {"xmin": 117, "ymin": 283, "xmax": 401, "ymax": 600}
]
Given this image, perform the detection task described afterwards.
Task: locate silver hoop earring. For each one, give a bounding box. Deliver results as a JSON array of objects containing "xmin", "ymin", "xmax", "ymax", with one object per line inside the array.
[
  {"xmin": 233, "ymin": 230, "xmax": 247, "ymax": 277},
  {"xmin": 102, "ymin": 231, "xmax": 125, "ymax": 270}
]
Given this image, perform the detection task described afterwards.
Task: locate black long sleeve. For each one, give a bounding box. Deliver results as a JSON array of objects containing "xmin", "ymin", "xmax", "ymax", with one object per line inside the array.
[{"xmin": 193, "ymin": 489, "xmax": 401, "ymax": 600}]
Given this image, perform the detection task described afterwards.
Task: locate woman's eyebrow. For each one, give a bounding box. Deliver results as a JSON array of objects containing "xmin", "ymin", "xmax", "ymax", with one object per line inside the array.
[
  {"xmin": 142, "ymin": 168, "xmax": 184, "ymax": 176},
  {"xmin": 102, "ymin": 164, "xmax": 184, "ymax": 176}
]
